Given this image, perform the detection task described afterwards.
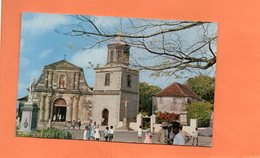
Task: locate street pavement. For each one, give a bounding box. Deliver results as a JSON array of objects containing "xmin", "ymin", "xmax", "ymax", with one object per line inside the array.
[{"xmin": 68, "ymin": 129, "xmax": 212, "ymax": 147}]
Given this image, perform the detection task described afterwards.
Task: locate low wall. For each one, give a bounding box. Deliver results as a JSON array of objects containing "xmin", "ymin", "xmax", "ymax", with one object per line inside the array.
[
  {"xmin": 182, "ymin": 119, "xmax": 197, "ymax": 135},
  {"xmin": 129, "ymin": 122, "xmax": 140, "ymax": 131},
  {"xmin": 119, "ymin": 114, "xmax": 198, "ymax": 135}
]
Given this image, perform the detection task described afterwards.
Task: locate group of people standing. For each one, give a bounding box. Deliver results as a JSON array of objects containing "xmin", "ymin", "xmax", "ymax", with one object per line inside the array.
[
  {"xmin": 83, "ymin": 122, "xmax": 114, "ymax": 141},
  {"xmin": 157, "ymin": 121, "xmax": 199, "ymax": 146},
  {"xmin": 137, "ymin": 122, "xmax": 199, "ymax": 146},
  {"xmin": 81, "ymin": 121, "xmax": 199, "ymax": 145},
  {"xmin": 66, "ymin": 120, "xmax": 81, "ymax": 129}
]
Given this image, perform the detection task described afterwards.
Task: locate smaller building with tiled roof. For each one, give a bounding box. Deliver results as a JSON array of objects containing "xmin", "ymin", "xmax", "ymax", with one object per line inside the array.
[{"xmin": 152, "ymin": 82, "xmax": 201, "ymax": 114}]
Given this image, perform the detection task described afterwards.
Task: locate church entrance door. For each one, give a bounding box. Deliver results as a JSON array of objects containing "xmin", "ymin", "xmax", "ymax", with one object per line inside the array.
[
  {"xmin": 52, "ymin": 98, "xmax": 67, "ymax": 122},
  {"xmin": 102, "ymin": 109, "xmax": 109, "ymax": 126}
]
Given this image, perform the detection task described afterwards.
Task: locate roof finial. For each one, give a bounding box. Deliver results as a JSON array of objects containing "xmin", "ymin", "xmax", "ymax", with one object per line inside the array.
[
  {"xmin": 120, "ymin": 18, "xmax": 123, "ymax": 34},
  {"xmin": 113, "ymin": 19, "xmax": 125, "ymax": 44},
  {"xmin": 64, "ymin": 54, "xmax": 66, "ymax": 60}
]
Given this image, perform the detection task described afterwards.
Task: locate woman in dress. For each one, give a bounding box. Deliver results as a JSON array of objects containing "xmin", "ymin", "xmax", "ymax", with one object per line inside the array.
[
  {"xmin": 94, "ymin": 125, "xmax": 101, "ymax": 141},
  {"xmin": 83, "ymin": 126, "xmax": 88, "ymax": 140},
  {"xmin": 91, "ymin": 122, "xmax": 96, "ymax": 140},
  {"xmin": 87, "ymin": 123, "xmax": 92, "ymax": 140},
  {"xmin": 143, "ymin": 129, "xmax": 152, "ymax": 143}
]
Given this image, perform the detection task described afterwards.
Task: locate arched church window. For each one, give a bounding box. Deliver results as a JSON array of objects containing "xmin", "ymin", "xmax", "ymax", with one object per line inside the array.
[
  {"xmin": 105, "ymin": 73, "xmax": 110, "ymax": 86},
  {"xmin": 59, "ymin": 74, "xmax": 66, "ymax": 88},
  {"xmin": 127, "ymin": 75, "xmax": 131, "ymax": 88}
]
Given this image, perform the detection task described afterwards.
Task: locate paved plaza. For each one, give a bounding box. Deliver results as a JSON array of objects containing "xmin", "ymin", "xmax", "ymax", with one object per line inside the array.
[{"xmin": 68, "ymin": 129, "xmax": 212, "ymax": 147}]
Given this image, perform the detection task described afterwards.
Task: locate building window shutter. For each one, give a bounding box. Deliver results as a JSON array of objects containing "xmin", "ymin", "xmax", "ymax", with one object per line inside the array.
[
  {"xmin": 127, "ymin": 75, "xmax": 131, "ymax": 88},
  {"xmin": 105, "ymin": 73, "xmax": 110, "ymax": 86}
]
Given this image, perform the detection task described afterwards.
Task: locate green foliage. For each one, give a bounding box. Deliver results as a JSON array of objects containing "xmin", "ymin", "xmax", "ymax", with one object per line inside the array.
[
  {"xmin": 16, "ymin": 131, "xmax": 34, "ymax": 137},
  {"xmin": 139, "ymin": 82, "xmax": 161, "ymax": 115},
  {"xmin": 187, "ymin": 101, "xmax": 213, "ymax": 127},
  {"xmin": 16, "ymin": 127, "xmax": 72, "ymax": 139},
  {"xmin": 37, "ymin": 127, "xmax": 72, "ymax": 139},
  {"xmin": 186, "ymin": 75, "xmax": 215, "ymax": 103}
]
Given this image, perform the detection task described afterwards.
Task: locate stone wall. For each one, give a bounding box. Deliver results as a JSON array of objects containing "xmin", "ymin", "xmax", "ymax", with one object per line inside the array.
[
  {"xmin": 91, "ymin": 94, "xmax": 120, "ymax": 127},
  {"xmin": 129, "ymin": 113, "xmax": 197, "ymax": 135},
  {"xmin": 95, "ymin": 67, "xmax": 123, "ymax": 90},
  {"xmin": 152, "ymin": 96, "xmax": 189, "ymax": 114}
]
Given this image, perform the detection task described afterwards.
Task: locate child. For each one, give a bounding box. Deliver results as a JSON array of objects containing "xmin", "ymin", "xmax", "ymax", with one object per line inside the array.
[
  {"xmin": 137, "ymin": 126, "xmax": 143, "ymax": 143},
  {"xmin": 104, "ymin": 127, "xmax": 109, "ymax": 141},
  {"xmin": 143, "ymin": 129, "xmax": 152, "ymax": 143},
  {"xmin": 109, "ymin": 126, "xmax": 114, "ymax": 141}
]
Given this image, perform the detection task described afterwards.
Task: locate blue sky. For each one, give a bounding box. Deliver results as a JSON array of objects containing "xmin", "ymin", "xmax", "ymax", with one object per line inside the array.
[{"xmin": 18, "ymin": 12, "xmax": 217, "ymax": 98}]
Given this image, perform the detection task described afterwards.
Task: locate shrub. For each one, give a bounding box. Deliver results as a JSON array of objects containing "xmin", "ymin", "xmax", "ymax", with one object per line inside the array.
[
  {"xmin": 36, "ymin": 127, "xmax": 72, "ymax": 139},
  {"xmin": 187, "ymin": 101, "xmax": 213, "ymax": 127},
  {"xmin": 16, "ymin": 127, "xmax": 72, "ymax": 139}
]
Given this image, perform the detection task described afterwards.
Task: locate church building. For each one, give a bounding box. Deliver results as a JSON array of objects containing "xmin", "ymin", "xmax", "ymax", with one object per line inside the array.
[{"xmin": 27, "ymin": 39, "xmax": 139, "ymax": 129}]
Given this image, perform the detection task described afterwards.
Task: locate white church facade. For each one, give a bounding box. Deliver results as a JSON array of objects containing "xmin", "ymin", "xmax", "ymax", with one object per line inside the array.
[{"xmin": 27, "ymin": 40, "xmax": 139, "ymax": 129}]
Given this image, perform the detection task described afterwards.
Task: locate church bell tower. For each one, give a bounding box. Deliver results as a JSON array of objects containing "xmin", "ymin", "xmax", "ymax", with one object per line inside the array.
[
  {"xmin": 107, "ymin": 36, "xmax": 130, "ymax": 66},
  {"xmin": 92, "ymin": 36, "xmax": 139, "ymax": 128}
]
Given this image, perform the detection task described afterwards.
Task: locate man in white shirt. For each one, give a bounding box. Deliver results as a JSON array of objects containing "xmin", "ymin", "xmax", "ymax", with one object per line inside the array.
[
  {"xmin": 172, "ymin": 122, "xmax": 185, "ymax": 145},
  {"xmin": 137, "ymin": 126, "xmax": 143, "ymax": 143}
]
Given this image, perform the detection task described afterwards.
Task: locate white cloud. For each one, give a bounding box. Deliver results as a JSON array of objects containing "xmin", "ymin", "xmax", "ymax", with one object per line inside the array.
[
  {"xmin": 70, "ymin": 47, "xmax": 107, "ymax": 68},
  {"xmin": 22, "ymin": 13, "xmax": 70, "ymax": 35},
  {"xmin": 38, "ymin": 49, "xmax": 52, "ymax": 59}
]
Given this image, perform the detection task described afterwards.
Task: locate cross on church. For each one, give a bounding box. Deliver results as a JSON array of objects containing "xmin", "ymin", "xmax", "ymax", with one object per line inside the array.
[
  {"xmin": 122, "ymin": 96, "xmax": 130, "ymax": 126},
  {"xmin": 63, "ymin": 54, "xmax": 66, "ymax": 60}
]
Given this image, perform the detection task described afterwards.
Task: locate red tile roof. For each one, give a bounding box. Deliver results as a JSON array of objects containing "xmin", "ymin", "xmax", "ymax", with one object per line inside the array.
[{"xmin": 155, "ymin": 82, "xmax": 201, "ymax": 100}]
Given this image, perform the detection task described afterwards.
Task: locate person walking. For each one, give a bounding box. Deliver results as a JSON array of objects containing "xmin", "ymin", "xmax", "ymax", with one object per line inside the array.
[
  {"xmin": 137, "ymin": 126, "xmax": 143, "ymax": 143},
  {"xmin": 192, "ymin": 127, "xmax": 199, "ymax": 146},
  {"xmin": 104, "ymin": 127, "xmax": 109, "ymax": 141},
  {"xmin": 157, "ymin": 122, "xmax": 168, "ymax": 144},
  {"xmin": 108, "ymin": 126, "xmax": 114, "ymax": 141}
]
